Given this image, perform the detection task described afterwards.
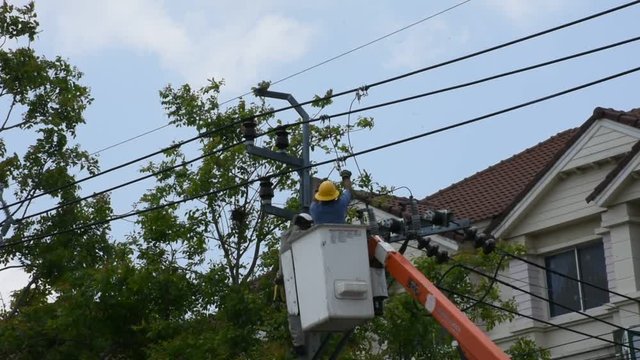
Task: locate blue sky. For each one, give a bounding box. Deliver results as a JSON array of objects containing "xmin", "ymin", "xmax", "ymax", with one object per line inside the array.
[{"xmin": 1, "ymin": 0, "xmax": 639, "ymax": 298}]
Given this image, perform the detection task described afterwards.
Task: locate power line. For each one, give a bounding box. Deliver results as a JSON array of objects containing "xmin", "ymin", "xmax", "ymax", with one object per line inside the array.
[
  {"xmin": 14, "ymin": 141, "xmax": 243, "ymax": 223},
  {"xmin": 329, "ymin": 65, "xmax": 640, "ymax": 165},
  {"xmin": 4, "ymin": 2, "xmax": 636, "ymax": 216},
  {"xmin": 457, "ymin": 262, "xmax": 631, "ymax": 335},
  {"xmin": 13, "ymin": 36, "xmax": 640, "ymax": 225},
  {"xmin": 536, "ymin": 329, "xmax": 620, "ymax": 356},
  {"xmin": 328, "ymin": 0, "xmax": 640, "ymax": 97},
  {"xmin": 498, "ymin": 249, "xmax": 640, "ymax": 305},
  {"xmin": 439, "ymin": 285, "xmax": 640, "ymax": 353},
  {"xmin": 88, "ymin": 124, "xmax": 172, "ymax": 156},
  {"xmin": 77, "ymin": 1, "xmax": 473, "ymax": 162},
  {"xmin": 320, "ymin": 34, "xmax": 640, "ymax": 121},
  {"xmin": 494, "ymin": 269, "xmax": 640, "ymax": 317},
  {"xmin": 402, "ymin": 244, "xmax": 630, "ymax": 357},
  {"xmin": 6, "ymin": 0, "xmax": 629, "ymax": 211},
  {"xmin": 217, "ymin": 0, "xmax": 473, "ymax": 107},
  {"xmin": 3, "ymin": 64, "xmax": 638, "ymax": 249},
  {"xmin": 413, "ymin": 243, "xmax": 639, "ymax": 332},
  {"xmin": 0, "ymin": 121, "xmax": 239, "ymax": 212}
]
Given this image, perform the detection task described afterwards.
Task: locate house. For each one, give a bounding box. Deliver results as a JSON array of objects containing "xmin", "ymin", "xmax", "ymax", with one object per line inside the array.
[{"xmin": 365, "ymin": 107, "xmax": 640, "ymax": 359}]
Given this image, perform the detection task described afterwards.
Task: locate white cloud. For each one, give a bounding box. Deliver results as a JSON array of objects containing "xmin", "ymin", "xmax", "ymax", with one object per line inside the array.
[
  {"xmin": 385, "ymin": 19, "xmax": 468, "ymax": 70},
  {"xmin": 36, "ymin": 0, "xmax": 314, "ymax": 91},
  {"xmin": 485, "ymin": 0, "xmax": 566, "ymax": 24},
  {"xmin": 194, "ymin": 14, "xmax": 314, "ymax": 90}
]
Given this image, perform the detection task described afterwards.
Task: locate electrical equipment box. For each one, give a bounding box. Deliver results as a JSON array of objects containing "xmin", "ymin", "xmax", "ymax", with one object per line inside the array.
[{"xmin": 286, "ymin": 224, "xmax": 374, "ymax": 332}]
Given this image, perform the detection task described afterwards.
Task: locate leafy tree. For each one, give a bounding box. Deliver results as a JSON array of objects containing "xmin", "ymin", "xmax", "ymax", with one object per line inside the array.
[
  {"xmin": 0, "ymin": 2, "xmax": 118, "ymax": 358},
  {"xmin": 126, "ymin": 79, "xmax": 375, "ymax": 358},
  {"xmin": 507, "ymin": 337, "xmax": 551, "ymax": 360},
  {"xmin": 0, "ymin": 4, "xmax": 550, "ymax": 359},
  {"xmin": 338, "ymin": 245, "xmax": 517, "ymax": 359}
]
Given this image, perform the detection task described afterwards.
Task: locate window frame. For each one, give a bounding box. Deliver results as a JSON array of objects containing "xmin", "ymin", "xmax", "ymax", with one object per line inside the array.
[{"xmin": 544, "ymin": 240, "xmax": 609, "ymax": 318}]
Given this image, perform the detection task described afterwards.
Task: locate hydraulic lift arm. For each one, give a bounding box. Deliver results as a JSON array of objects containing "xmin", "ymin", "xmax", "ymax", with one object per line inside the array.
[{"xmin": 368, "ymin": 235, "xmax": 510, "ymax": 360}]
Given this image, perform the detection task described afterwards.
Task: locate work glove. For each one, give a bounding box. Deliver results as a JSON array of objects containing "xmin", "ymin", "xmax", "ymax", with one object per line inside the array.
[{"xmin": 339, "ymin": 169, "xmax": 352, "ymax": 179}]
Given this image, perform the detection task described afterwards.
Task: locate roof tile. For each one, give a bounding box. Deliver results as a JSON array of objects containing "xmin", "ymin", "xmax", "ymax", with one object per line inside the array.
[{"xmin": 421, "ymin": 128, "xmax": 578, "ymax": 222}]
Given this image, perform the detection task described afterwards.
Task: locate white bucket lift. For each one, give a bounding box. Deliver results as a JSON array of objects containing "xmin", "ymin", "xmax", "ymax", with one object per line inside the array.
[{"xmin": 280, "ymin": 224, "xmax": 374, "ymax": 332}]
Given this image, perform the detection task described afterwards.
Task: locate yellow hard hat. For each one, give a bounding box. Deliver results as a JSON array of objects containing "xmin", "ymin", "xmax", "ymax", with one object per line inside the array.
[{"xmin": 315, "ymin": 180, "xmax": 340, "ymax": 201}]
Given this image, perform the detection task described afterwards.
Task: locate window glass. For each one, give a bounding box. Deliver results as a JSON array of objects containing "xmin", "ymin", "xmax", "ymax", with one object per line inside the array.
[
  {"xmin": 546, "ymin": 250, "xmax": 580, "ymax": 317},
  {"xmin": 578, "ymin": 242, "xmax": 609, "ymax": 309}
]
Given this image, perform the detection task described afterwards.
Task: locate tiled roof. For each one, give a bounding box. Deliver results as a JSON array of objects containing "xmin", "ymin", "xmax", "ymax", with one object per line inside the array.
[
  {"xmin": 421, "ymin": 107, "xmax": 640, "ymax": 229},
  {"xmin": 352, "ymin": 129, "xmax": 578, "ymax": 222},
  {"xmin": 422, "ymin": 128, "xmax": 578, "ymax": 224},
  {"xmin": 355, "ymin": 107, "xmax": 640, "ymax": 229},
  {"xmin": 585, "ymin": 140, "xmax": 640, "ymax": 203},
  {"xmin": 585, "ymin": 108, "xmax": 640, "ymax": 202}
]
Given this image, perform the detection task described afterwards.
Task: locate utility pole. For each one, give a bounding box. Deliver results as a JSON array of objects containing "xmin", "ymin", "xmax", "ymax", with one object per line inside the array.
[
  {"xmin": 242, "ymin": 89, "xmax": 321, "ymax": 359},
  {"xmin": 244, "ymin": 89, "xmax": 312, "ymax": 219}
]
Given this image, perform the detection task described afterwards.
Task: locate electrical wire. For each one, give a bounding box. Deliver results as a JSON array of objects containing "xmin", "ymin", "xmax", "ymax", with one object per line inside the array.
[
  {"xmin": 14, "ymin": 38, "xmax": 640, "ymax": 226},
  {"xmin": 2, "ymin": 64, "xmax": 638, "ymax": 249},
  {"xmin": 498, "ymin": 248, "xmax": 640, "ymax": 305},
  {"xmin": 4, "ymin": 13, "xmax": 638, "ymax": 216},
  {"xmin": 217, "ymin": 0, "xmax": 473, "ymax": 108},
  {"xmin": 8, "ymin": 36, "xmax": 640, "ymax": 228},
  {"xmin": 411, "ymin": 243, "xmax": 640, "ymax": 318},
  {"xmin": 457, "ymin": 262, "xmax": 632, "ymax": 335},
  {"xmin": 0, "ymin": 121, "xmax": 241, "ymax": 212},
  {"xmin": 74, "ymin": 1, "xmax": 474, "ymax": 164},
  {"xmin": 440, "ymin": 255, "xmax": 508, "ymax": 312},
  {"xmin": 14, "ymin": 141, "xmax": 243, "ymax": 223},
  {"xmin": 437, "ymin": 257, "xmax": 625, "ymax": 357},
  {"xmin": 546, "ymin": 331, "xmax": 616, "ymax": 353},
  {"xmin": 354, "ymin": 0, "xmax": 640, "ymax": 92},
  {"xmin": 345, "ymin": 91, "xmax": 365, "ymax": 180},
  {"xmin": 89, "ymin": 0, "xmax": 638, "ymax": 163},
  {"xmin": 319, "ymin": 34, "xmax": 640, "ymax": 124},
  {"xmin": 438, "ymin": 285, "xmax": 640, "ymax": 353},
  {"xmin": 495, "ymin": 270, "xmax": 640, "ymax": 317},
  {"xmin": 88, "ymin": 124, "xmax": 172, "ymax": 156}
]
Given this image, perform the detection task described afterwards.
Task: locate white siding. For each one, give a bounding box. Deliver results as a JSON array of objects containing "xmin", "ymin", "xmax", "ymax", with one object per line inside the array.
[
  {"xmin": 608, "ymin": 174, "xmax": 640, "ymax": 206},
  {"xmin": 603, "ymin": 232, "xmax": 617, "ymax": 296},
  {"xmin": 564, "ymin": 125, "xmax": 636, "ymax": 170},
  {"xmin": 509, "ymin": 165, "xmax": 613, "ymax": 236}
]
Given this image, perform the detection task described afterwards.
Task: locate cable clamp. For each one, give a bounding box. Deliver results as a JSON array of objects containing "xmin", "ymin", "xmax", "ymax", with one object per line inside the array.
[
  {"xmin": 318, "ymin": 114, "xmax": 330, "ymax": 124},
  {"xmin": 356, "ymin": 85, "xmax": 369, "ymax": 101}
]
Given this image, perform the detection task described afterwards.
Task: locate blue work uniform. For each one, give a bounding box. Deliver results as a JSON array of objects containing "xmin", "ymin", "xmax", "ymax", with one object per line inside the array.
[{"xmin": 310, "ymin": 189, "xmax": 351, "ymax": 224}]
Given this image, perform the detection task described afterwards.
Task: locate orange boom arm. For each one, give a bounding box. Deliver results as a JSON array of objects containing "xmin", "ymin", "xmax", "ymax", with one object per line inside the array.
[{"xmin": 368, "ymin": 235, "xmax": 509, "ymax": 360}]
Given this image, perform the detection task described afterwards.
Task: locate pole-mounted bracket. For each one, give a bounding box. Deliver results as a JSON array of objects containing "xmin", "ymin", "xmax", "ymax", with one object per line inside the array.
[
  {"xmin": 387, "ymin": 218, "xmax": 471, "ymax": 243},
  {"xmin": 253, "ymin": 89, "xmax": 311, "ymax": 121},
  {"xmin": 245, "ymin": 144, "xmax": 304, "ymax": 168},
  {"xmin": 263, "ymin": 204, "xmax": 296, "ymax": 220}
]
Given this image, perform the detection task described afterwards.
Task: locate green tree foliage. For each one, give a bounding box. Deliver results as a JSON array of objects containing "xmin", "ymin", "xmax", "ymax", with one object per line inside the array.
[
  {"xmin": 0, "ymin": 4, "xmax": 551, "ymax": 359},
  {"xmin": 340, "ymin": 245, "xmax": 516, "ymax": 359},
  {"xmin": 0, "ymin": 2, "xmax": 118, "ymax": 358},
  {"xmin": 507, "ymin": 337, "xmax": 552, "ymax": 360},
  {"xmin": 124, "ymin": 79, "xmax": 375, "ymax": 358}
]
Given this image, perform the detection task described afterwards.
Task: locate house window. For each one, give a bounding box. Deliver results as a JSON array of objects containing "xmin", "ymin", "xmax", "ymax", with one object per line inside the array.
[{"xmin": 545, "ymin": 241, "xmax": 609, "ymax": 317}]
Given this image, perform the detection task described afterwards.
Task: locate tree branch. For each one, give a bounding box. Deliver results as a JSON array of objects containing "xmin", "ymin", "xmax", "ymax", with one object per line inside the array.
[
  {"xmin": 0, "ymin": 96, "xmax": 16, "ymax": 130},
  {"xmin": 241, "ymin": 211, "xmax": 264, "ymax": 283},
  {"xmin": 0, "ymin": 264, "xmax": 25, "ymax": 273},
  {"xmin": 212, "ymin": 208, "xmax": 235, "ymax": 283},
  {"xmin": 0, "ymin": 187, "xmax": 16, "ymax": 244},
  {"xmin": 0, "ymin": 119, "xmax": 30, "ymax": 132},
  {"xmin": 9, "ymin": 276, "xmax": 37, "ymax": 317}
]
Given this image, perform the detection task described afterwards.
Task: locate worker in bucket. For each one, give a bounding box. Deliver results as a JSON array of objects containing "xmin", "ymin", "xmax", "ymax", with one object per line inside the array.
[
  {"xmin": 310, "ymin": 169, "xmax": 353, "ymax": 224},
  {"xmin": 275, "ymin": 212, "xmax": 314, "ymax": 356},
  {"xmin": 311, "ymin": 170, "xmax": 387, "ymax": 316}
]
